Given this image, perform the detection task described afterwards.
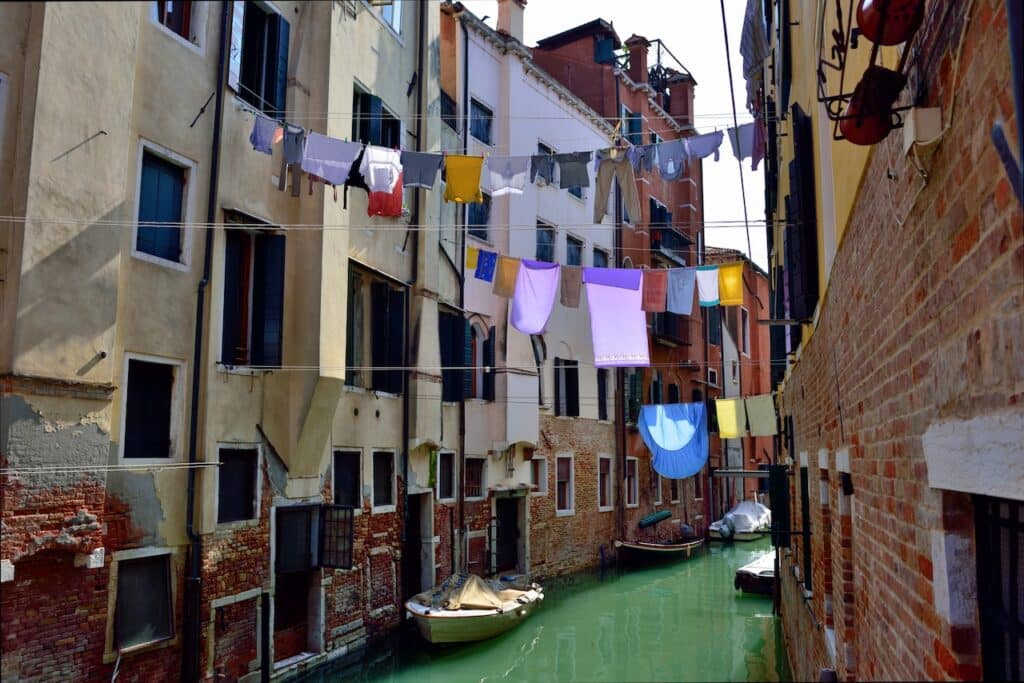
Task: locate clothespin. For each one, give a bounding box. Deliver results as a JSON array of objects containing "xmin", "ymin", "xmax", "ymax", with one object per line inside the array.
[{"xmin": 609, "ymin": 120, "xmax": 624, "ymax": 159}]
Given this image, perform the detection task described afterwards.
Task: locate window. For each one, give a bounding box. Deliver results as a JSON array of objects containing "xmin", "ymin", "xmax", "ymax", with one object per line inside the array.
[
  {"xmin": 440, "ymin": 90, "xmax": 457, "ymax": 130},
  {"xmin": 568, "ymin": 185, "xmax": 584, "ymax": 200},
  {"xmin": 465, "ymin": 458, "xmax": 485, "ymax": 499},
  {"xmin": 566, "ymin": 235, "xmax": 583, "ymax": 266},
  {"xmin": 115, "ymin": 554, "xmax": 173, "ymax": 650},
  {"xmin": 136, "ymin": 150, "xmax": 186, "ymax": 263},
  {"xmin": 799, "ymin": 463, "xmax": 812, "ymax": 593},
  {"xmin": 653, "ymin": 471, "xmax": 662, "ymax": 505},
  {"xmin": 373, "ymin": 451, "xmax": 396, "ymax": 510},
  {"xmin": 670, "ymin": 478, "xmax": 680, "ymax": 503},
  {"xmin": 597, "ymin": 369, "xmax": 609, "ymax": 421},
  {"xmin": 465, "ymin": 324, "xmax": 496, "ymax": 401},
  {"xmin": 221, "ymin": 220, "xmax": 286, "ymax": 367},
  {"xmin": 625, "ymin": 457, "xmax": 639, "ymax": 507},
  {"xmin": 554, "ymin": 358, "xmax": 580, "ymax": 417},
  {"xmin": 598, "ymin": 456, "xmax": 613, "ymax": 510},
  {"xmin": 230, "ymin": 1, "xmax": 289, "ymax": 118},
  {"xmin": 154, "ymin": 1, "xmax": 205, "ymax": 47},
  {"xmin": 531, "ymin": 335, "xmax": 546, "ymax": 406},
  {"xmin": 625, "ymin": 111, "xmax": 642, "ymax": 145},
  {"xmin": 218, "ymin": 448, "xmax": 258, "ymax": 524},
  {"xmin": 975, "ymin": 496, "xmax": 1024, "ymax": 681},
  {"xmin": 649, "ymin": 371, "xmax": 663, "ymax": 405},
  {"xmin": 275, "ymin": 504, "xmax": 354, "ymax": 573},
  {"xmin": 333, "ymin": 451, "xmax": 361, "ymax": 508},
  {"xmin": 470, "ymin": 99, "xmax": 493, "ymax": 144},
  {"xmin": 346, "ymin": 265, "xmax": 405, "ymax": 393},
  {"xmin": 649, "ymin": 131, "xmax": 662, "ymax": 146},
  {"xmin": 536, "ymin": 142, "xmax": 555, "ymax": 184},
  {"xmin": 439, "ymin": 310, "xmax": 466, "ymax": 402},
  {"xmin": 624, "ymin": 368, "xmax": 642, "ymax": 424},
  {"xmin": 667, "ymin": 384, "xmax": 680, "ymax": 404},
  {"xmin": 741, "ymin": 307, "xmax": 750, "ymax": 355},
  {"xmin": 592, "ymin": 248, "xmax": 609, "ymax": 269},
  {"xmin": 531, "ymin": 457, "xmax": 548, "ymax": 494},
  {"xmin": 707, "ymin": 305, "xmax": 722, "ymax": 345},
  {"xmin": 435, "ymin": 451, "xmax": 456, "ymax": 501},
  {"xmin": 536, "ymin": 221, "xmax": 555, "ymax": 263},
  {"xmin": 556, "ymin": 456, "xmax": 574, "ymax": 513},
  {"xmin": 352, "ymin": 87, "xmax": 401, "ymax": 148},
  {"xmin": 123, "ymin": 358, "xmax": 177, "ymax": 460},
  {"xmin": 707, "ymin": 368, "xmax": 719, "ymax": 387},
  {"xmin": 372, "ymin": 0, "xmax": 403, "ymax": 33},
  {"xmin": 468, "ymin": 193, "xmax": 491, "ymax": 240}
]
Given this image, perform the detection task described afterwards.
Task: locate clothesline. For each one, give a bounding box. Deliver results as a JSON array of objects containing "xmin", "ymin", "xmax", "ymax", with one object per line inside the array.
[{"xmin": 222, "ymin": 359, "xmax": 794, "ymax": 372}]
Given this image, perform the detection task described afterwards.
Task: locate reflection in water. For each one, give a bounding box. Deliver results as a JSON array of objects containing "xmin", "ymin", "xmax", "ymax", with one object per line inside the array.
[{"xmin": 300, "ymin": 539, "xmax": 791, "ymax": 683}]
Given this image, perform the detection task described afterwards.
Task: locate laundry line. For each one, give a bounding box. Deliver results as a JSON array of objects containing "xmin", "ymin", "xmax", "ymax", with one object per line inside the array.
[
  {"xmin": 0, "ymin": 461, "xmax": 220, "ymax": 476},
  {"xmin": 225, "ymin": 359, "xmax": 795, "ymax": 372}
]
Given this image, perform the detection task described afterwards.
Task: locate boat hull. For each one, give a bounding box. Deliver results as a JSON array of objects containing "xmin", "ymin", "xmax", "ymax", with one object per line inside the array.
[
  {"xmin": 709, "ymin": 529, "xmax": 768, "ymax": 542},
  {"xmin": 405, "ymin": 593, "xmax": 542, "ymax": 644},
  {"xmin": 734, "ymin": 572, "xmax": 774, "ymax": 595},
  {"xmin": 614, "ymin": 538, "xmax": 705, "ymax": 564}
]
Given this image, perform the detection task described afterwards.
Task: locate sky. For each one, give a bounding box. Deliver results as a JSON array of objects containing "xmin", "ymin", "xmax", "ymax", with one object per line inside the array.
[{"xmin": 460, "ymin": 0, "xmax": 768, "ymax": 270}]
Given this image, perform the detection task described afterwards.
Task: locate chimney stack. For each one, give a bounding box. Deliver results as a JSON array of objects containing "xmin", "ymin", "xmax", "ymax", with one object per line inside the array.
[
  {"xmin": 666, "ymin": 72, "xmax": 696, "ymax": 126},
  {"xmin": 625, "ymin": 35, "xmax": 650, "ymax": 84},
  {"xmin": 497, "ymin": 0, "xmax": 526, "ymax": 43}
]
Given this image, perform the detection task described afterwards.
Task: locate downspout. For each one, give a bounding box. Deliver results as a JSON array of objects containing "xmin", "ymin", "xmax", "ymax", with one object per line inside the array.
[
  {"xmin": 457, "ymin": 9, "xmax": 470, "ymax": 573},
  {"xmin": 183, "ymin": 2, "xmax": 229, "ymax": 680},
  {"xmin": 612, "ymin": 74, "xmax": 626, "ymax": 547}
]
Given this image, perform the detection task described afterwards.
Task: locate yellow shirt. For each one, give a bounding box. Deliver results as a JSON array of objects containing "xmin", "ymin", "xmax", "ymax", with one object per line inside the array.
[
  {"xmin": 443, "ymin": 155, "xmax": 484, "ymax": 204},
  {"xmin": 718, "ymin": 262, "xmax": 744, "ymax": 306}
]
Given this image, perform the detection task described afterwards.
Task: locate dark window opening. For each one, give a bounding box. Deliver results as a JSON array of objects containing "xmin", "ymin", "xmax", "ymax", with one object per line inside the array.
[
  {"xmin": 468, "ymin": 193, "xmax": 491, "ymax": 240},
  {"xmin": 670, "ymin": 478, "xmax": 680, "ymax": 502},
  {"xmin": 137, "ymin": 151, "xmax": 185, "ymax": 262},
  {"xmin": 470, "ymin": 99, "xmax": 493, "ymax": 144},
  {"xmin": 624, "ymin": 368, "xmax": 642, "ymax": 425},
  {"xmin": 668, "ymin": 384, "xmax": 680, "ymax": 404},
  {"xmin": 438, "ymin": 451, "xmax": 455, "ymax": 500},
  {"xmin": 465, "ymin": 459, "xmax": 484, "ymax": 498},
  {"xmin": 592, "ymin": 248, "xmax": 609, "ymax": 269},
  {"xmin": 274, "ymin": 572, "xmax": 308, "ymax": 630},
  {"xmin": 536, "ymin": 222, "xmax": 555, "ymax": 263},
  {"xmin": 236, "ymin": 1, "xmax": 289, "ymax": 118},
  {"xmin": 626, "ymin": 459, "xmax": 638, "ymax": 506},
  {"xmin": 124, "ymin": 359, "xmax": 175, "ymax": 460},
  {"xmin": 707, "ymin": 306, "xmax": 722, "ymax": 346},
  {"xmin": 799, "ymin": 465, "xmax": 812, "ymax": 592},
  {"xmin": 597, "ymin": 368, "xmax": 609, "ymax": 421},
  {"xmin": 218, "ymin": 448, "xmax": 258, "ymax": 523},
  {"xmin": 115, "ymin": 554, "xmax": 173, "ymax": 650},
  {"xmin": 531, "ymin": 458, "xmax": 546, "ymax": 492},
  {"xmin": 157, "ymin": 0, "xmax": 193, "ymax": 40},
  {"xmin": 373, "ymin": 451, "xmax": 395, "ymax": 507},
  {"xmin": 556, "ymin": 457, "xmax": 572, "ymax": 511},
  {"xmin": 694, "ymin": 468, "xmax": 704, "ymax": 499},
  {"xmin": 346, "ymin": 266, "xmax": 406, "ymax": 393},
  {"xmin": 440, "ymin": 90, "xmax": 458, "ymax": 130},
  {"xmin": 566, "ymin": 235, "xmax": 583, "ymax": 266},
  {"xmin": 599, "ymin": 458, "xmax": 611, "ymax": 508},
  {"xmin": 333, "ymin": 451, "xmax": 360, "ymax": 508},
  {"xmin": 626, "ymin": 112, "xmax": 642, "ymax": 145},
  {"xmin": 975, "ymin": 495, "xmax": 1023, "ymax": 681},
  {"xmin": 554, "ymin": 358, "xmax": 580, "ymax": 417},
  {"xmin": 439, "ymin": 310, "xmax": 466, "ymax": 402},
  {"xmin": 649, "ymin": 371, "xmax": 663, "ymax": 405},
  {"xmin": 221, "ymin": 221, "xmax": 286, "ymax": 367},
  {"xmin": 531, "ymin": 335, "xmax": 546, "ymax": 406},
  {"xmin": 353, "ymin": 89, "xmax": 401, "ymax": 148}
]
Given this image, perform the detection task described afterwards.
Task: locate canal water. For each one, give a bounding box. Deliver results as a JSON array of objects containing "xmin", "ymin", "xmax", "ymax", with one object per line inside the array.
[{"xmin": 302, "ymin": 538, "xmax": 791, "ymax": 682}]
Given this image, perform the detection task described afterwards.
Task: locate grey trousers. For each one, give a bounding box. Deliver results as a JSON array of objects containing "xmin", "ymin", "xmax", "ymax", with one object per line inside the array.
[{"xmin": 593, "ymin": 155, "xmax": 642, "ymax": 224}]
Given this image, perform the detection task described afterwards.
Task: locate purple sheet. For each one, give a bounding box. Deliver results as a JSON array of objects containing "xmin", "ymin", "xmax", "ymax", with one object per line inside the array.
[
  {"xmin": 583, "ymin": 268, "xmax": 650, "ymax": 367},
  {"xmin": 510, "ymin": 259, "xmax": 561, "ymax": 335}
]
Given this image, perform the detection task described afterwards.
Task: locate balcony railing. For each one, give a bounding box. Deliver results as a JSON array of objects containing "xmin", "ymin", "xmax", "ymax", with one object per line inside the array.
[
  {"xmin": 650, "ymin": 226, "xmax": 691, "ymax": 263},
  {"xmin": 651, "ymin": 311, "xmax": 690, "ymax": 346}
]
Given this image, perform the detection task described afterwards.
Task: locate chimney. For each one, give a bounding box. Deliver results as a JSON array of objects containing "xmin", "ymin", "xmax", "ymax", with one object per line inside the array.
[
  {"xmin": 625, "ymin": 34, "xmax": 650, "ymax": 84},
  {"xmin": 667, "ymin": 72, "xmax": 695, "ymax": 126},
  {"xmin": 497, "ymin": 0, "xmax": 526, "ymax": 43}
]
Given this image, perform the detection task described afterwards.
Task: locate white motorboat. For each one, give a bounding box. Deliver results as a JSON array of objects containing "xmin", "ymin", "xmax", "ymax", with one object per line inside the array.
[
  {"xmin": 709, "ymin": 500, "xmax": 772, "ymax": 541},
  {"xmin": 735, "ymin": 552, "xmax": 776, "ymax": 594}
]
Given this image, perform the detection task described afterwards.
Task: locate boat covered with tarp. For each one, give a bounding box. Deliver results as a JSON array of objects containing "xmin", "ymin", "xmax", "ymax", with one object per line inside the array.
[
  {"xmin": 735, "ymin": 551, "xmax": 776, "ymax": 594},
  {"xmin": 709, "ymin": 500, "xmax": 772, "ymax": 541},
  {"xmin": 405, "ymin": 573, "xmax": 543, "ymax": 644}
]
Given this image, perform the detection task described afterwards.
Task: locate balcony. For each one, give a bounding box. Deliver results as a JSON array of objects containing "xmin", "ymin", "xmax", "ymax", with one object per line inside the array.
[
  {"xmin": 651, "ymin": 311, "xmax": 690, "ymax": 347},
  {"xmin": 650, "ymin": 226, "xmax": 691, "ymax": 264}
]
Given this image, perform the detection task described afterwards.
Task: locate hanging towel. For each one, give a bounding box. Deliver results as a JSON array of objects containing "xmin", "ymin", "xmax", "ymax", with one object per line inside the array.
[
  {"xmin": 359, "ymin": 145, "xmax": 403, "ymax": 193},
  {"xmin": 583, "ymin": 268, "xmax": 650, "ymax": 368},
  {"xmin": 510, "ymin": 260, "xmax": 561, "ymax": 335},
  {"xmin": 667, "ymin": 267, "xmax": 697, "ymax": 315},
  {"xmin": 728, "ymin": 123, "xmax": 756, "ymax": 163},
  {"xmin": 492, "ymin": 256, "xmax": 520, "ymax": 297},
  {"xmin": 484, "ymin": 156, "xmax": 531, "ymax": 196},
  {"xmin": 367, "ymin": 172, "xmax": 403, "ymax": 217},
  {"xmin": 301, "ymin": 133, "xmax": 362, "ymax": 186},
  {"xmin": 401, "ymin": 151, "xmax": 443, "ymax": 189},
  {"xmin": 475, "ymin": 250, "xmax": 498, "ymax": 282},
  {"xmin": 639, "ymin": 403, "xmax": 710, "ymax": 479},
  {"xmin": 560, "ymin": 265, "xmax": 583, "ymax": 308},
  {"xmin": 554, "ymin": 152, "xmax": 592, "ymax": 189},
  {"xmin": 641, "ymin": 269, "xmax": 668, "ymax": 312},
  {"xmin": 444, "ymin": 155, "xmax": 485, "ymax": 203},
  {"xmin": 718, "ymin": 262, "xmax": 744, "ymax": 306},
  {"xmin": 657, "ymin": 139, "xmax": 687, "ymax": 181},
  {"xmin": 685, "ymin": 131, "xmax": 724, "ymax": 162},
  {"xmin": 745, "ymin": 394, "xmax": 778, "ymax": 436},
  {"xmin": 249, "ymin": 115, "xmax": 279, "ymax": 155},
  {"xmin": 696, "ymin": 265, "xmax": 720, "ymax": 307},
  {"xmin": 466, "ymin": 246, "xmax": 480, "ymax": 270},
  {"xmin": 715, "ymin": 398, "xmax": 747, "ymax": 439}
]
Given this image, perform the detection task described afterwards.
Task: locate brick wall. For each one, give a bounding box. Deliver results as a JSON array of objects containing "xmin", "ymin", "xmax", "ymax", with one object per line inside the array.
[
  {"xmin": 212, "ymin": 598, "xmax": 258, "ymax": 679},
  {"xmin": 777, "ymin": 1, "xmax": 1021, "ymax": 680}
]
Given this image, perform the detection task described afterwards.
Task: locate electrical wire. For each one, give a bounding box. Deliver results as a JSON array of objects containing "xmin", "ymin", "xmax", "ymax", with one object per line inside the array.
[{"xmin": 719, "ymin": 0, "xmax": 753, "ymax": 261}]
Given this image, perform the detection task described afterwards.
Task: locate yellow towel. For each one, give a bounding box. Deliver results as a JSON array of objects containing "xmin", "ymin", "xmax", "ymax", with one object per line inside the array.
[
  {"xmin": 492, "ymin": 256, "xmax": 521, "ymax": 297},
  {"xmin": 466, "ymin": 246, "xmax": 479, "ymax": 270},
  {"xmin": 443, "ymin": 155, "xmax": 484, "ymax": 204},
  {"xmin": 715, "ymin": 397, "xmax": 747, "ymax": 438},
  {"xmin": 718, "ymin": 262, "xmax": 744, "ymax": 306}
]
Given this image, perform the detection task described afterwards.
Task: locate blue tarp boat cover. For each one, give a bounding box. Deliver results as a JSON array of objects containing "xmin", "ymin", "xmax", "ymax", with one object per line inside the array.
[{"xmin": 638, "ymin": 402, "xmax": 709, "ymax": 479}]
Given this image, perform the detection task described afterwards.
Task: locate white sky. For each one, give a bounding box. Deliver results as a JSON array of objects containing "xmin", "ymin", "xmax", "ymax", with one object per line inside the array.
[{"xmin": 460, "ymin": 0, "xmax": 768, "ymax": 270}]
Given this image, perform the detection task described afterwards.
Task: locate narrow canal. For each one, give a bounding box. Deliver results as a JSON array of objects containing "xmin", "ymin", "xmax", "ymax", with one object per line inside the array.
[{"xmin": 302, "ymin": 539, "xmax": 791, "ymax": 682}]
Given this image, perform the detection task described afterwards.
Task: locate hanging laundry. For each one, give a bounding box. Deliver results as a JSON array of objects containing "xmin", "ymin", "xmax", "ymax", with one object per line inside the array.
[
  {"xmin": 279, "ymin": 125, "xmax": 305, "ymax": 195},
  {"xmin": 466, "ymin": 246, "xmax": 480, "ymax": 270},
  {"xmin": 554, "ymin": 152, "xmax": 592, "ymax": 189},
  {"xmin": 583, "ymin": 268, "xmax": 650, "ymax": 368},
  {"xmin": 475, "ymin": 250, "xmax": 498, "ymax": 282},
  {"xmin": 444, "ymin": 155, "xmax": 485, "ymax": 203},
  {"xmin": 400, "ymin": 151, "xmax": 443, "ymax": 190},
  {"xmin": 271, "ymin": 126, "xmax": 285, "ymax": 145},
  {"xmin": 560, "ymin": 265, "xmax": 583, "ymax": 308},
  {"xmin": 301, "ymin": 133, "xmax": 362, "ymax": 186},
  {"xmin": 492, "ymin": 256, "xmax": 520, "ymax": 297},
  {"xmin": 249, "ymin": 114, "xmax": 279, "ymax": 155},
  {"xmin": 727, "ymin": 123, "xmax": 756, "ymax": 163},
  {"xmin": 667, "ymin": 267, "xmax": 697, "ymax": 315},
  {"xmin": 530, "ymin": 154, "xmax": 556, "ymax": 184},
  {"xmin": 359, "ymin": 145, "xmax": 402, "ymax": 193},
  {"xmin": 685, "ymin": 131, "xmax": 724, "ymax": 162},
  {"xmin": 696, "ymin": 265, "xmax": 720, "ymax": 307},
  {"xmin": 641, "ymin": 269, "xmax": 668, "ymax": 312},
  {"xmin": 593, "ymin": 155, "xmax": 642, "ymax": 224},
  {"xmin": 715, "ymin": 397, "xmax": 748, "ymax": 439},
  {"xmin": 740, "ymin": 0, "xmax": 770, "ymax": 112},
  {"xmin": 484, "ymin": 156, "xmax": 531, "ymax": 196},
  {"xmin": 718, "ymin": 262, "xmax": 744, "ymax": 306},
  {"xmin": 745, "ymin": 394, "xmax": 778, "ymax": 436},
  {"xmin": 639, "ymin": 402, "xmax": 710, "ymax": 479},
  {"xmin": 657, "ymin": 139, "xmax": 687, "ymax": 180},
  {"xmin": 510, "ymin": 260, "xmax": 561, "ymax": 335},
  {"xmin": 751, "ymin": 109, "xmax": 767, "ymax": 171},
  {"xmin": 367, "ymin": 172, "xmax": 403, "ymax": 217},
  {"xmin": 626, "ymin": 144, "xmax": 658, "ymax": 173}
]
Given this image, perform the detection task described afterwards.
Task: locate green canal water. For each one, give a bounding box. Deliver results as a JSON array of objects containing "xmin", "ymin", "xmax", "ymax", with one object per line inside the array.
[{"xmin": 302, "ymin": 538, "xmax": 791, "ymax": 683}]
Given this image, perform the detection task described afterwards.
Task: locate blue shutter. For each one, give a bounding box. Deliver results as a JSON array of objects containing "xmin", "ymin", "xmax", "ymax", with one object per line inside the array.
[
  {"xmin": 370, "ymin": 282, "xmax": 390, "ymax": 391},
  {"xmin": 273, "ymin": 15, "xmax": 289, "ymax": 119},
  {"xmin": 251, "ymin": 233, "xmax": 285, "ymax": 366},
  {"xmin": 221, "ymin": 231, "xmax": 245, "ymax": 364},
  {"xmin": 137, "ymin": 153, "xmax": 183, "ymax": 262}
]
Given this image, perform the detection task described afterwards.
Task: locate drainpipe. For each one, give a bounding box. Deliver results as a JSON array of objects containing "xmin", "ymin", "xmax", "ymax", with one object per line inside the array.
[
  {"xmin": 457, "ymin": 8, "xmax": 470, "ymax": 574},
  {"xmin": 612, "ymin": 75, "xmax": 626, "ymax": 546},
  {"xmin": 183, "ymin": 2, "xmax": 229, "ymax": 680}
]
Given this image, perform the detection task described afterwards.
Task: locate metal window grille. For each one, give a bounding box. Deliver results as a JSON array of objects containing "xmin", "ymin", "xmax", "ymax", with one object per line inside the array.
[{"xmin": 320, "ymin": 505, "xmax": 355, "ymax": 570}]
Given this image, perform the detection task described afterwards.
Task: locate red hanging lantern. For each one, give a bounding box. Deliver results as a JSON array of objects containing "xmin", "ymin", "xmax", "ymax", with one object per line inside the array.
[
  {"xmin": 856, "ymin": 0, "xmax": 925, "ymax": 46},
  {"xmin": 840, "ymin": 65, "xmax": 907, "ymax": 145}
]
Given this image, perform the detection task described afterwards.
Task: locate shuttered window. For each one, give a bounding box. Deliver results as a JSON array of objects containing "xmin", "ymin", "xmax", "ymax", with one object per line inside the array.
[
  {"xmin": 599, "ymin": 456, "xmax": 612, "ymax": 509},
  {"xmin": 123, "ymin": 359, "xmax": 175, "ymax": 459},
  {"xmin": 114, "ymin": 554, "xmax": 173, "ymax": 650},
  {"xmin": 221, "ymin": 225, "xmax": 285, "ymax": 367},
  {"xmin": 333, "ymin": 451, "xmax": 360, "ymax": 508},
  {"xmin": 353, "ymin": 90, "xmax": 401, "ymax": 148},
  {"xmin": 799, "ymin": 464, "xmax": 813, "ymax": 592},
  {"xmin": 597, "ymin": 368, "xmax": 609, "ymax": 421},
  {"xmin": 786, "ymin": 104, "xmax": 820, "ymax": 322},
  {"xmin": 554, "ymin": 358, "xmax": 579, "ymax": 417},
  {"xmin": 707, "ymin": 305, "xmax": 722, "ymax": 345},
  {"xmin": 556, "ymin": 456, "xmax": 573, "ymax": 512},
  {"xmin": 624, "ymin": 368, "xmax": 642, "ymax": 424},
  {"xmin": 625, "ymin": 458, "xmax": 639, "ymax": 506},
  {"xmin": 217, "ymin": 448, "xmax": 258, "ymax": 523},
  {"xmin": 482, "ymin": 326, "xmax": 496, "ymax": 401},
  {"xmin": 439, "ymin": 310, "xmax": 463, "ymax": 402},
  {"xmin": 137, "ymin": 151, "xmax": 184, "ymax": 262},
  {"xmin": 369, "ymin": 281, "xmax": 405, "ymax": 394},
  {"xmin": 536, "ymin": 222, "xmax": 555, "ymax": 263},
  {"xmin": 468, "ymin": 193, "xmax": 491, "ymax": 240},
  {"xmin": 625, "ymin": 111, "xmax": 643, "ymax": 145},
  {"xmin": 232, "ymin": 1, "xmax": 289, "ymax": 118},
  {"xmin": 372, "ymin": 451, "xmax": 395, "ymax": 508}
]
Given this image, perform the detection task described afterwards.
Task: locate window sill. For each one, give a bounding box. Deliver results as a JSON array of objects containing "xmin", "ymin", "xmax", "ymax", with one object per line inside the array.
[
  {"xmin": 625, "ymin": 503, "xmax": 639, "ymax": 509},
  {"xmin": 465, "ymin": 496, "xmax": 487, "ymax": 503},
  {"xmin": 372, "ymin": 504, "xmax": 397, "ymax": 515},
  {"xmin": 119, "ymin": 456, "xmax": 182, "ymax": 466},
  {"xmin": 670, "ymin": 499, "xmax": 681, "ymax": 505},
  {"xmin": 215, "ymin": 518, "xmax": 260, "ymax": 530},
  {"xmin": 104, "ymin": 635, "xmax": 177, "ymax": 664},
  {"xmin": 372, "ymin": 390, "xmax": 401, "ymax": 400},
  {"xmin": 598, "ymin": 505, "xmax": 614, "ymax": 513},
  {"xmin": 343, "ymin": 384, "xmax": 366, "ymax": 393},
  {"xmin": 531, "ymin": 491, "xmax": 548, "ymax": 497},
  {"xmin": 217, "ymin": 364, "xmax": 269, "ymax": 377},
  {"xmin": 437, "ymin": 497, "xmax": 457, "ymax": 505},
  {"xmin": 131, "ymin": 248, "xmax": 190, "ymax": 273},
  {"xmin": 466, "ymin": 233, "xmax": 493, "ymax": 248},
  {"xmin": 151, "ymin": 18, "xmax": 204, "ymax": 56},
  {"xmin": 555, "ymin": 509, "xmax": 575, "ymax": 517}
]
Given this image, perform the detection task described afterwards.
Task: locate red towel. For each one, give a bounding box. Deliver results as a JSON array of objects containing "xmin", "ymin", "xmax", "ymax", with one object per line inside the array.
[{"xmin": 642, "ymin": 269, "xmax": 668, "ymax": 312}]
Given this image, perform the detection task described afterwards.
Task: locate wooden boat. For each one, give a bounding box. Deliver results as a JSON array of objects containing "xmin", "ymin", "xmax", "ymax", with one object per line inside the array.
[
  {"xmin": 614, "ymin": 537, "xmax": 705, "ymax": 564},
  {"xmin": 709, "ymin": 501, "xmax": 772, "ymax": 542},
  {"xmin": 405, "ymin": 574, "xmax": 544, "ymax": 644},
  {"xmin": 734, "ymin": 552, "xmax": 775, "ymax": 595}
]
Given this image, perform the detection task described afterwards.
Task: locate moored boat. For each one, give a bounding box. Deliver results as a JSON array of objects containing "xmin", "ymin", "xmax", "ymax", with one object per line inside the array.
[
  {"xmin": 614, "ymin": 537, "xmax": 705, "ymax": 564},
  {"xmin": 405, "ymin": 573, "xmax": 544, "ymax": 644},
  {"xmin": 709, "ymin": 500, "xmax": 772, "ymax": 541},
  {"xmin": 734, "ymin": 552, "xmax": 775, "ymax": 595}
]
